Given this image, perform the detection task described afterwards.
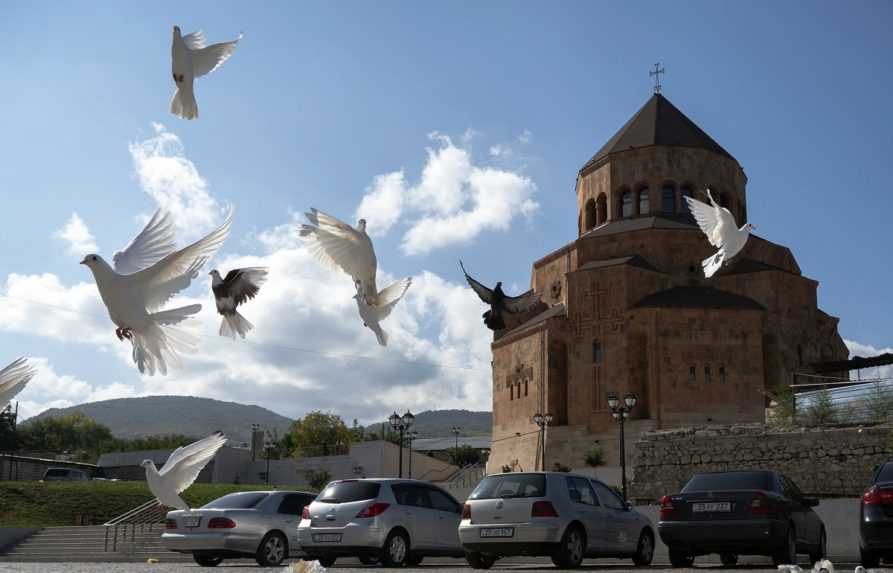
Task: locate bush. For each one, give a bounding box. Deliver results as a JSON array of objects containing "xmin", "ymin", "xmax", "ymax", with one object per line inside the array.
[
  {"xmin": 304, "ymin": 469, "xmax": 332, "ymax": 491},
  {"xmin": 551, "ymin": 462, "xmax": 571, "ymax": 473},
  {"xmin": 448, "ymin": 445, "xmax": 482, "ymax": 467},
  {"xmin": 500, "ymin": 464, "xmax": 512, "ymax": 473},
  {"xmin": 584, "ymin": 444, "xmax": 604, "ymax": 467},
  {"xmin": 805, "ymin": 389, "xmax": 836, "ymax": 426},
  {"xmin": 767, "ymin": 384, "xmax": 796, "ymax": 426}
]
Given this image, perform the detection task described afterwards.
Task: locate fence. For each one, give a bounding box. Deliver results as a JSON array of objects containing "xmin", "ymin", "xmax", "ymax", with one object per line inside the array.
[{"xmin": 791, "ymin": 376, "xmax": 893, "ymax": 426}]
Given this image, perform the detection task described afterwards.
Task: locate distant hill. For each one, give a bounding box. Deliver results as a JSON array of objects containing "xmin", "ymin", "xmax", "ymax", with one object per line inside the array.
[
  {"xmin": 27, "ymin": 396, "xmax": 293, "ymax": 444},
  {"xmin": 363, "ymin": 409, "xmax": 491, "ymax": 438}
]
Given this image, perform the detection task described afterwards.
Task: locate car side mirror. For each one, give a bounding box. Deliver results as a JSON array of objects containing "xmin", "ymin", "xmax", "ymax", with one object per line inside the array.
[{"xmin": 803, "ymin": 497, "xmax": 819, "ymax": 508}]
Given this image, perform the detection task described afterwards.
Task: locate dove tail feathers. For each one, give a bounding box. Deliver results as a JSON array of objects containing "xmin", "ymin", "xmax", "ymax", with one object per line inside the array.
[
  {"xmin": 702, "ymin": 251, "xmax": 725, "ymax": 278},
  {"xmin": 374, "ymin": 326, "xmax": 388, "ymax": 347},
  {"xmin": 130, "ymin": 312, "xmax": 199, "ymax": 376},
  {"xmin": 219, "ymin": 311, "xmax": 253, "ymax": 339},
  {"xmin": 170, "ymin": 86, "xmax": 198, "ymax": 120}
]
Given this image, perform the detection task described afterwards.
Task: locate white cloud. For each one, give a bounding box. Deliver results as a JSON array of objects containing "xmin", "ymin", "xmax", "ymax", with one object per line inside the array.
[
  {"xmin": 354, "ymin": 171, "xmax": 406, "ymax": 237},
  {"xmin": 52, "ymin": 212, "xmax": 98, "ymax": 257},
  {"xmin": 128, "ymin": 122, "xmax": 223, "ymax": 238},
  {"xmin": 353, "ymin": 131, "xmax": 539, "ymax": 253},
  {"xmin": 844, "ymin": 339, "xmax": 893, "ymax": 380}
]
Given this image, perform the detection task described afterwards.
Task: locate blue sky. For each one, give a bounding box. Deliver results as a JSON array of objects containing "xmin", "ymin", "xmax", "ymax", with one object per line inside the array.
[{"xmin": 0, "ymin": 1, "xmax": 890, "ymax": 423}]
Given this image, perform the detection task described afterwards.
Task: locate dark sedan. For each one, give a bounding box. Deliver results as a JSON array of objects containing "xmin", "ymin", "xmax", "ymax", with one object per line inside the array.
[
  {"xmin": 658, "ymin": 470, "xmax": 825, "ymax": 567},
  {"xmin": 860, "ymin": 460, "xmax": 893, "ymax": 566}
]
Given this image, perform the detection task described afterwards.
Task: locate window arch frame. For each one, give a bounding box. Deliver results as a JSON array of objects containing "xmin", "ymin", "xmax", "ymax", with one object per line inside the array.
[
  {"xmin": 619, "ymin": 188, "xmax": 634, "ymax": 218},
  {"xmin": 596, "ymin": 193, "xmax": 607, "ymax": 225},
  {"xmin": 637, "ymin": 184, "xmax": 650, "ymax": 216},
  {"xmin": 661, "ymin": 181, "xmax": 677, "ymax": 214},
  {"xmin": 584, "ymin": 198, "xmax": 597, "ymax": 231}
]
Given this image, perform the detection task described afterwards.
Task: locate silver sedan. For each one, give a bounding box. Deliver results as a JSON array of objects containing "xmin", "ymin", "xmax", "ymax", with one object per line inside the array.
[
  {"xmin": 162, "ymin": 490, "xmax": 315, "ymax": 567},
  {"xmin": 459, "ymin": 472, "xmax": 655, "ymax": 569}
]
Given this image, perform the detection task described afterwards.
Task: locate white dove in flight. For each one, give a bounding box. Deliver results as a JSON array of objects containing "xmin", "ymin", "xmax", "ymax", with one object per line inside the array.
[
  {"xmin": 170, "ymin": 26, "xmax": 242, "ymax": 120},
  {"xmin": 353, "ymin": 278, "xmax": 412, "ymax": 346},
  {"xmin": 0, "ymin": 358, "xmax": 37, "ymax": 411},
  {"xmin": 300, "ymin": 209, "xmax": 412, "ymax": 345},
  {"xmin": 684, "ymin": 188, "xmax": 754, "ymax": 278},
  {"xmin": 142, "ymin": 432, "xmax": 228, "ymax": 510},
  {"xmin": 80, "ymin": 210, "xmax": 233, "ymax": 375}
]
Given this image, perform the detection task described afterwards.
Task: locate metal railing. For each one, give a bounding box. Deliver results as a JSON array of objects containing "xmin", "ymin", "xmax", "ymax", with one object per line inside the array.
[
  {"xmin": 792, "ymin": 377, "xmax": 893, "ymax": 426},
  {"xmin": 442, "ymin": 463, "xmax": 487, "ymax": 491},
  {"xmin": 103, "ymin": 498, "xmax": 166, "ymax": 552}
]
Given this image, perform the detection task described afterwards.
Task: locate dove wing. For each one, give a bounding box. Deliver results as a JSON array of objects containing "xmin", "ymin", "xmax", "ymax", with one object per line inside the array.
[
  {"xmin": 685, "ymin": 195, "xmax": 725, "ymax": 248},
  {"xmin": 113, "ymin": 210, "xmax": 177, "ymax": 275},
  {"xmin": 130, "ymin": 212, "xmax": 232, "ymax": 305},
  {"xmin": 459, "ymin": 261, "xmax": 494, "ymax": 304},
  {"xmin": 373, "ymin": 278, "xmax": 412, "ymax": 321},
  {"xmin": 299, "ymin": 209, "xmax": 377, "ymax": 286},
  {"xmin": 192, "ymin": 35, "xmax": 242, "ymax": 78},
  {"xmin": 222, "ymin": 267, "xmax": 268, "ymax": 306},
  {"xmin": 0, "ymin": 358, "xmax": 36, "ymax": 408},
  {"xmin": 182, "ymin": 30, "xmax": 206, "ymax": 50},
  {"xmin": 160, "ymin": 432, "xmax": 227, "ymax": 493},
  {"xmin": 503, "ymin": 290, "xmax": 543, "ymax": 314}
]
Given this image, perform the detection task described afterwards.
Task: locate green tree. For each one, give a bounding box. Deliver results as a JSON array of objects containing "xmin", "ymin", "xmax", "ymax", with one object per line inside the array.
[
  {"xmin": 287, "ymin": 411, "xmax": 352, "ymax": 458},
  {"xmin": 584, "ymin": 444, "xmax": 604, "ymax": 467},
  {"xmin": 767, "ymin": 383, "xmax": 796, "ymax": 426},
  {"xmin": 305, "ymin": 469, "xmax": 332, "ymax": 491},
  {"xmin": 447, "ymin": 445, "xmax": 482, "ymax": 467},
  {"xmin": 805, "ymin": 389, "xmax": 836, "ymax": 426},
  {"xmin": 18, "ymin": 413, "xmax": 117, "ymax": 461}
]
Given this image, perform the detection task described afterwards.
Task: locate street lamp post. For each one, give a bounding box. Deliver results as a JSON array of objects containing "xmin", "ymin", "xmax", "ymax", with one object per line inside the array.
[
  {"xmin": 407, "ymin": 431, "xmax": 419, "ymax": 478},
  {"xmin": 451, "ymin": 426, "xmax": 461, "ymax": 465},
  {"xmin": 607, "ymin": 392, "xmax": 638, "ymax": 503},
  {"xmin": 532, "ymin": 412, "xmax": 553, "ymax": 471},
  {"xmin": 263, "ymin": 433, "xmax": 273, "ymax": 485},
  {"xmin": 388, "ymin": 410, "xmax": 415, "ymax": 478}
]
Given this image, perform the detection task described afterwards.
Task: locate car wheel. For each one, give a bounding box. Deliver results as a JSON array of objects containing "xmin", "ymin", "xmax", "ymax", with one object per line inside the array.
[
  {"xmin": 632, "ymin": 529, "xmax": 654, "ymax": 566},
  {"xmin": 381, "ymin": 529, "xmax": 410, "ymax": 567},
  {"xmin": 465, "ymin": 551, "xmax": 496, "ymax": 570},
  {"xmin": 668, "ymin": 549, "xmax": 695, "ymax": 568},
  {"xmin": 860, "ymin": 546, "xmax": 880, "ymax": 568},
  {"xmin": 720, "ymin": 553, "xmax": 738, "ymax": 567},
  {"xmin": 772, "ymin": 525, "xmax": 797, "ymax": 566},
  {"xmin": 406, "ymin": 554, "xmax": 424, "ymax": 566},
  {"xmin": 318, "ymin": 556, "xmax": 337, "ymax": 567},
  {"xmin": 193, "ymin": 553, "xmax": 223, "ymax": 567},
  {"xmin": 551, "ymin": 525, "xmax": 585, "ymax": 569},
  {"xmin": 809, "ymin": 527, "xmax": 827, "ymax": 564},
  {"xmin": 359, "ymin": 555, "xmax": 380, "ymax": 565},
  {"xmin": 255, "ymin": 531, "xmax": 288, "ymax": 567}
]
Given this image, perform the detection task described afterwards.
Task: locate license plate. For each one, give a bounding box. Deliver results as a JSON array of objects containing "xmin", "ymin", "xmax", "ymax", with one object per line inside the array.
[
  {"xmin": 692, "ymin": 502, "xmax": 731, "ymax": 513},
  {"xmin": 182, "ymin": 516, "xmax": 201, "ymax": 527},
  {"xmin": 313, "ymin": 533, "xmax": 342, "ymax": 543},
  {"xmin": 480, "ymin": 527, "xmax": 514, "ymax": 538}
]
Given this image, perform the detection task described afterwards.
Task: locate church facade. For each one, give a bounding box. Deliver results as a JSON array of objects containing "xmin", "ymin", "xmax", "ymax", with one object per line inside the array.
[{"xmin": 487, "ymin": 93, "xmax": 848, "ymax": 474}]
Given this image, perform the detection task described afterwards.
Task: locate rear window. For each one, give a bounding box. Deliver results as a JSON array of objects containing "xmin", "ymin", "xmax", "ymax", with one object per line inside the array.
[
  {"xmin": 876, "ymin": 463, "xmax": 893, "ymax": 483},
  {"xmin": 318, "ymin": 481, "xmax": 381, "ymax": 504},
  {"xmin": 202, "ymin": 492, "xmax": 269, "ymax": 509},
  {"xmin": 683, "ymin": 471, "xmax": 772, "ymax": 492},
  {"xmin": 469, "ymin": 474, "xmax": 547, "ymax": 500}
]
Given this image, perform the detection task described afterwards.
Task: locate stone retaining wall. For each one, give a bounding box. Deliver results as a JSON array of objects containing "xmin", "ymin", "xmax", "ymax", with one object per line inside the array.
[{"xmin": 631, "ymin": 423, "xmax": 892, "ymax": 501}]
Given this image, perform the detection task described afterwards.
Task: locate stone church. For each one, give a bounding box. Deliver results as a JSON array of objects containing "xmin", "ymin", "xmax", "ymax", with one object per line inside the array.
[{"xmin": 487, "ymin": 92, "xmax": 848, "ymax": 474}]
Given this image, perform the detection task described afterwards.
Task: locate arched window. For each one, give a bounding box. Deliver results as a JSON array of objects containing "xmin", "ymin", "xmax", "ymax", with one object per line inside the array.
[
  {"xmin": 596, "ymin": 194, "xmax": 607, "ymax": 225},
  {"xmin": 661, "ymin": 183, "xmax": 676, "ymax": 213},
  {"xmin": 621, "ymin": 190, "xmax": 634, "ymax": 218},
  {"xmin": 638, "ymin": 187, "xmax": 650, "ymax": 215},
  {"xmin": 680, "ymin": 185, "xmax": 694, "ymax": 215},
  {"xmin": 584, "ymin": 199, "xmax": 596, "ymax": 231}
]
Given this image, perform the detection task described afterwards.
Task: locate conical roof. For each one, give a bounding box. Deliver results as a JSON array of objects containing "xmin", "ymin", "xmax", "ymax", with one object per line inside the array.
[{"xmin": 581, "ymin": 93, "xmax": 735, "ymax": 173}]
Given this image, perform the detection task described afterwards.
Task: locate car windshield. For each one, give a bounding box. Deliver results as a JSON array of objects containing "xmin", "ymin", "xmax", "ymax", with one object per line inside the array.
[
  {"xmin": 876, "ymin": 463, "xmax": 893, "ymax": 483},
  {"xmin": 202, "ymin": 492, "xmax": 268, "ymax": 509},
  {"xmin": 469, "ymin": 474, "xmax": 547, "ymax": 500},
  {"xmin": 683, "ymin": 471, "xmax": 772, "ymax": 492},
  {"xmin": 318, "ymin": 481, "xmax": 381, "ymax": 503}
]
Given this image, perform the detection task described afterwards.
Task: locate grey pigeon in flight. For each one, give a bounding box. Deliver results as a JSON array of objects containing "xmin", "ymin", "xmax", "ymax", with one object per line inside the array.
[
  {"xmin": 80, "ymin": 209, "xmax": 233, "ymax": 375},
  {"xmin": 210, "ymin": 267, "xmax": 268, "ymax": 338},
  {"xmin": 170, "ymin": 26, "xmax": 242, "ymax": 120},
  {"xmin": 684, "ymin": 188, "xmax": 754, "ymax": 278},
  {"xmin": 460, "ymin": 261, "xmax": 542, "ymax": 330}
]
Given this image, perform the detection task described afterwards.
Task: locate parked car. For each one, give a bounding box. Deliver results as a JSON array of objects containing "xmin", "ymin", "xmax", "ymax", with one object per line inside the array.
[
  {"xmin": 658, "ymin": 470, "xmax": 826, "ymax": 567},
  {"xmin": 162, "ymin": 490, "xmax": 314, "ymax": 567},
  {"xmin": 298, "ymin": 478, "xmax": 466, "ymax": 567},
  {"xmin": 860, "ymin": 460, "xmax": 893, "ymax": 566},
  {"xmin": 42, "ymin": 467, "xmax": 90, "ymax": 481},
  {"xmin": 458, "ymin": 472, "xmax": 654, "ymax": 569}
]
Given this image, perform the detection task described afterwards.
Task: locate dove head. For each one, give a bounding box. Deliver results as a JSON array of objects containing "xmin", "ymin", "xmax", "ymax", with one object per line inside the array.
[
  {"xmin": 173, "ymin": 25, "xmax": 181, "ymax": 37},
  {"xmin": 140, "ymin": 459, "xmax": 155, "ymax": 470},
  {"xmin": 357, "ymin": 219, "xmax": 367, "ymax": 232},
  {"xmin": 742, "ymin": 222, "xmax": 756, "ymax": 233},
  {"xmin": 209, "ymin": 269, "xmax": 222, "ymax": 283},
  {"xmin": 80, "ymin": 254, "xmax": 113, "ymax": 275}
]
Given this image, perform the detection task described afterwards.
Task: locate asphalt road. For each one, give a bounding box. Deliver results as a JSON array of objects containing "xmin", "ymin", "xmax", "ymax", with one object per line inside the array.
[{"xmin": 0, "ymin": 557, "xmax": 874, "ymax": 573}]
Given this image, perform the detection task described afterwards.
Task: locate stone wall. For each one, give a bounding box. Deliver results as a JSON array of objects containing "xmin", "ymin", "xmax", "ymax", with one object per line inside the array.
[{"xmin": 631, "ymin": 423, "xmax": 893, "ymax": 501}]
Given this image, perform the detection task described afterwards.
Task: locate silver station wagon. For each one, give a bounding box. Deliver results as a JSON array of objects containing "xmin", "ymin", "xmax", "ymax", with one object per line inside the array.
[
  {"xmin": 459, "ymin": 472, "xmax": 655, "ymax": 569},
  {"xmin": 298, "ymin": 478, "xmax": 466, "ymax": 567},
  {"xmin": 163, "ymin": 490, "xmax": 315, "ymax": 567}
]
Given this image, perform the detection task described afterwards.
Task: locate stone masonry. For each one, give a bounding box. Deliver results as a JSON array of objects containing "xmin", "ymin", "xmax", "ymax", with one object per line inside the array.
[{"xmin": 631, "ymin": 423, "xmax": 893, "ymax": 501}]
